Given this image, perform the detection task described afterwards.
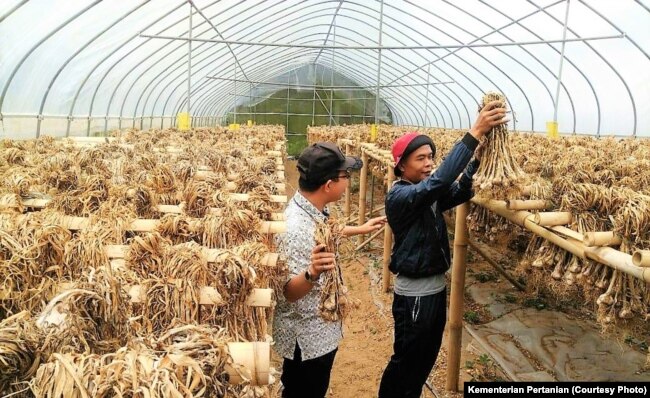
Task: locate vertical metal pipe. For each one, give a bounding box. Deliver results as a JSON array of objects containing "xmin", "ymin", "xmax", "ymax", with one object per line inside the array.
[
  {"xmin": 312, "ymin": 65, "xmax": 317, "ymax": 126},
  {"xmin": 424, "ymin": 63, "xmax": 431, "ymax": 127},
  {"xmin": 233, "ymin": 60, "xmax": 237, "ymax": 124},
  {"xmin": 187, "ymin": 2, "xmax": 193, "ymax": 126},
  {"xmin": 553, "ymin": 0, "xmax": 571, "ymax": 127},
  {"xmin": 329, "ymin": 22, "xmax": 336, "ymax": 126},
  {"xmin": 374, "ymin": 0, "xmax": 384, "ymax": 125},
  {"xmin": 286, "ymin": 72, "xmax": 290, "ymax": 134}
]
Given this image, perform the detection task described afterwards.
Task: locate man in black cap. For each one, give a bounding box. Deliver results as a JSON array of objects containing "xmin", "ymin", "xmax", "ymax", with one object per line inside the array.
[{"xmin": 273, "ymin": 142, "xmax": 386, "ymax": 398}]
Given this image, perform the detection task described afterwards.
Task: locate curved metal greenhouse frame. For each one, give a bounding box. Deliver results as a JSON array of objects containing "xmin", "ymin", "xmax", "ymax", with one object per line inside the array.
[{"xmin": 0, "ymin": 0, "xmax": 648, "ymax": 138}]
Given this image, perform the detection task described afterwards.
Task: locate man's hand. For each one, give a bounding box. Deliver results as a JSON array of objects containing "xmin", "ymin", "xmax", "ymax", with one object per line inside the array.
[
  {"xmin": 470, "ymin": 100, "xmax": 508, "ymax": 140},
  {"xmin": 359, "ymin": 216, "xmax": 387, "ymax": 235},
  {"xmin": 309, "ymin": 244, "xmax": 336, "ymax": 278}
]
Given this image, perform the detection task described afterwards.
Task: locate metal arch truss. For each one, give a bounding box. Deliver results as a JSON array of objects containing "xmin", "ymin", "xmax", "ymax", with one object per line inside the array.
[{"xmin": 0, "ymin": 0, "xmax": 647, "ymax": 137}]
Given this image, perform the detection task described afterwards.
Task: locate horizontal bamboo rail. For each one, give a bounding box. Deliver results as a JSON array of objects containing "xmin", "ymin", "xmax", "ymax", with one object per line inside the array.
[
  {"xmin": 472, "ymin": 197, "xmax": 650, "ymax": 283},
  {"xmin": 127, "ymin": 285, "xmax": 272, "ymax": 307},
  {"xmin": 23, "ymin": 192, "xmax": 287, "ymax": 208},
  {"xmin": 549, "ymin": 226, "xmax": 584, "ymax": 242},
  {"xmin": 361, "ymin": 143, "xmax": 394, "ymax": 165},
  {"xmin": 531, "ymin": 211, "xmax": 572, "ymax": 226},
  {"xmin": 0, "ymin": 283, "xmax": 273, "ymax": 307},
  {"xmin": 506, "ymin": 199, "xmax": 552, "ymax": 211},
  {"xmin": 20, "ymin": 199, "xmax": 285, "ymax": 220},
  {"xmin": 105, "ymin": 245, "xmax": 279, "ymax": 267},
  {"xmin": 67, "ymin": 139, "xmax": 282, "ymax": 158},
  {"xmin": 14, "ymin": 214, "xmax": 286, "ymax": 234},
  {"xmin": 192, "ymin": 176, "xmax": 285, "ymax": 192}
]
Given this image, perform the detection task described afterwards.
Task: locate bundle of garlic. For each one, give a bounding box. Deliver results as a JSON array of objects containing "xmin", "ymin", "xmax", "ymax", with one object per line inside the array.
[
  {"xmin": 472, "ymin": 92, "xmax": 527, "ymax": 199},
  {"xmin": 315, "ymin": 218, "xmax": 351, "ymax": 322}
]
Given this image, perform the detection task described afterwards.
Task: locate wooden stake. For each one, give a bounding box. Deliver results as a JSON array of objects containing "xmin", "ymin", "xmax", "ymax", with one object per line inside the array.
[
  {"xmin": 358, "ymin": 151, "xmax": 369, "ymax": 242},
  {"xmin": 344, "ymin": 143, "xmax": 352, "ymax": 218},
  {"xmin": 382, "ymin": 167, "xmax": 395, "ymax": 293},
  {"xmin": 446, "ymin": 202, "xmax": 470, "ymax": 392}
]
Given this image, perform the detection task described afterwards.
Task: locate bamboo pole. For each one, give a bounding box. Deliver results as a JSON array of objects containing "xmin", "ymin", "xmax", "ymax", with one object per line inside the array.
[
  {"xmin": 2, "ymin": 284, "xmax": 273, "ymax": 308},
  {"xmin": 472, "ymin": 197, "xmax": 650, "ymax": 284},
  {"xmin": 467, "ymin": 239, "xmax": 525, "ymax": 291},
  {"xmin": 145, "ymin": 204, "xmax": 286, "ymax": 220},
  {"xmin": 105, "ymin": 245, "xmax": 279, "ymax": 268},
  {"xmin": 228, "ymin": 193, "xmax": 287, "ymax": 203},
  {"xmin": 583, "ymin": 231, "xmax": 623, "ymax": 247},
  {"xmin": 226, "ymin": 341, "xmax": 270, "ymax": 385},
  {"xmin": 358, "ymin": 151, "xmax": 369, "ymax": 242},
  {"xmin": 531, "ymin": 211, "xmax": 572, "ymax": 226},
  {"xmin": 127, "ymin": 286, "xmax": 272, "ymax": 307},
  {"xmin": 15, "ymin": 214, "xmax": 287, "ymax": 234},
  {"xmin": 344, "ymin": 143, "xmax": 352, "ymax": 218},
  {"xmin": 446, "ymin": 202, "xmax": 470, "ymax": 392},
  {"xmin": 192, "ymin": 175, "xmax": 286, "ymax": 193},
  {"xmin": 506, "ymin": 199, "xmax": 552, "ymax": 211},
  {"xmin": 382, "ymin": 167, "xmax": 395, "ymax": 293},
  {"xmin": 23, "ymin": 194, "xmax": 288, "ymax": 208},
  {"xmin": 472, "ymin": 198, "xmax": 585, "ymax": 258},
  {"xmin": 348, "ymin": 205, "xmax": 385, "ymax": 224},
  {"xmin": 355, "ymin": 226, "xmax": 385, "ymax": 251},
  {"xmin": 632, "ymin": 250, "xmax": 650, "ymax": 267},
  {"xmin": 549, "ymin": 226, "xmax": 584, "ymax": 242},
  {"xmin": 369, "ymin": 175, "xmax": 376, "ymax": 218}
]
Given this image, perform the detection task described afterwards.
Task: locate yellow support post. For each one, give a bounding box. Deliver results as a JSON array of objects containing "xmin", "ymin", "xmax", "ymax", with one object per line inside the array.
[
  {"xmin": 370, "ymin": 124, "xmax": 378, "ymax": 142},
  {"xmin": 177, "ymin": 112, "xmax": 191, "ymax": 131},
  {"xmin": 546, "ymin": 121, "xmax": 559, "ymax": 139}
]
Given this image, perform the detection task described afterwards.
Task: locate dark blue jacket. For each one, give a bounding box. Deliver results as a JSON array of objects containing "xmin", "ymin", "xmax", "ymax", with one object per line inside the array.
[{"xmin": 386, "ymin": 133, "xmax": 480, "ymax": 278}]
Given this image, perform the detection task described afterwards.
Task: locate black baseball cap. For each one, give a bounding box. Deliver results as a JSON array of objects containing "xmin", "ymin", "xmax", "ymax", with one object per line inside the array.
[{"xmin": 297, "ymin": 142, "xmax": 363, "ymax": 184}]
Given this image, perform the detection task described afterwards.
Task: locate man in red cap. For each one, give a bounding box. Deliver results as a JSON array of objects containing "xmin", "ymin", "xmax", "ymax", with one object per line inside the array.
[
  {"xmin": 274, "ymin": 142, "xmax": 386, "ymax": 398},
  {"xmin": 378, "ymin": 100, "xmax": 507, "ymax": 398}
]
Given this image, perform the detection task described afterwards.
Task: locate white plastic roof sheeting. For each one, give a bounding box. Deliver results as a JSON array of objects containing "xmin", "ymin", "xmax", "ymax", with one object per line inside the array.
[{"xmin": 0, "ymin": 0, "xmax": 648, "ymax": 137}]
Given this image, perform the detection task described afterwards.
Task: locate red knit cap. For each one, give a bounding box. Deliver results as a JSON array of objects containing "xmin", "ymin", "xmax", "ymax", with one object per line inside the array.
[{"xmin": 391, "ymin": 133, "xmax": 435, "ymax": 176}]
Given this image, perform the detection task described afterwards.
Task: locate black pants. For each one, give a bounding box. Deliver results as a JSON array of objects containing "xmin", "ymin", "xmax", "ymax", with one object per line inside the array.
[
  {"xmin": 378, "ymin": 290, "xmax": 447, "ymax": 398},
  {"xmin": 281, "ymin": 343, "xmax": 338, "ymax": 398}
]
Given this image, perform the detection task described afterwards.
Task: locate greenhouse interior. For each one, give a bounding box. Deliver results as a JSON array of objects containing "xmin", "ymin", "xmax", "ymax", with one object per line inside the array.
[{"xmin": 0, "ymin": 0, "xmax": 649, "ymax": 397}]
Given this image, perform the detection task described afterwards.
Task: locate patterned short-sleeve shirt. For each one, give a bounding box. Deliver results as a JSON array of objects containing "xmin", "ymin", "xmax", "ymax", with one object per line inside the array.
[{"xmin": 272, "ymin": 191, "xmax": 342, "ymax": 361}]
